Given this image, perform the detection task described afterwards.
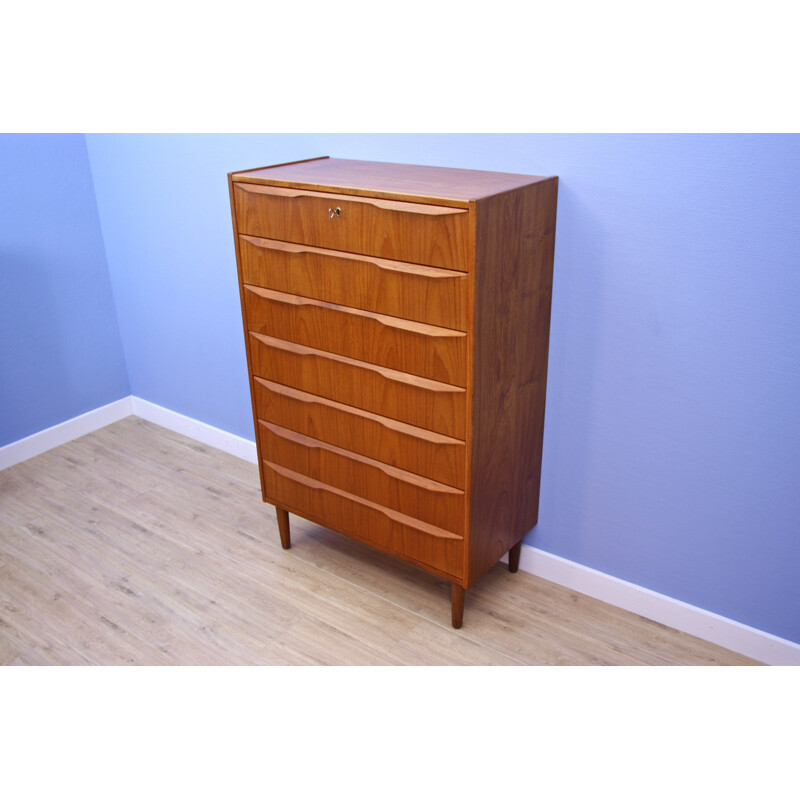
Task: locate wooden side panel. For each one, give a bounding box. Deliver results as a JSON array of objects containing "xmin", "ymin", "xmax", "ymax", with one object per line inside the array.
[
  {"xmin": 512, "ymin": 179, "xmax": 558, "ymax": 538},
  {"xmin": 467, "ymin": 178, "xmax": 558, "ymax": 587},
  {"xmin": 253, "ymin": 378, "xmax": 466, "ymax": 490},
  {"xmin": 257, "ymin": 421, "xmax": 465, "ymax": 535},
  {"xmin": 232, "ymin": 183, "xmax": 470, "ymax": 270},
  {"xmin": 248, "ymin": 333, "xmax": 467, "ymax": 439},
  {"xmin": 243, "ymin": 285, "xmax": 467, "ymax": 386},
  {"xmin": 239, "ymin": 235, "xmax": 469, "ymax": 330}
]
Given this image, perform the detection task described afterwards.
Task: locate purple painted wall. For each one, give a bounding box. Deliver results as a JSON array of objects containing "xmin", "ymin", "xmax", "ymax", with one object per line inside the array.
[
  {"xmin": 5, "ymin": 133, "xmax": 799, "ymax": 645},
  {"xmin": 0, "ymin": 134, "xmax": 129, "ymax": 445}
]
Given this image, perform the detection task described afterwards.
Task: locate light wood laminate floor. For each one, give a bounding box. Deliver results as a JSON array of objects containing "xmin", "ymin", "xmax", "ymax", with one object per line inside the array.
[{"xmin": 0, "ymin": 417, "xmax": 759, "ymax": 666}]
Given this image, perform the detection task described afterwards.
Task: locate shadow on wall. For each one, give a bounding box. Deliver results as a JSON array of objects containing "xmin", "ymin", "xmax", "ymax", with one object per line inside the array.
[{"xmin": 527, "ymin": 181, "xmax": 607, "ymax": 556}]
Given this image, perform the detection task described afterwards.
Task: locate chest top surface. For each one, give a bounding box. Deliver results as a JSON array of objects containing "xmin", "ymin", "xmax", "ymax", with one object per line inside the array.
[{"xmin": 230, "ymin": 157, "xmax": 549, "ymax": 205}]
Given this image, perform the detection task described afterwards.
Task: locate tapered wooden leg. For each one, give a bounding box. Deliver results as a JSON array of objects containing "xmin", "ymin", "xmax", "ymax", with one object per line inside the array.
[
  {"xmin": 451, "ymin": 582, "xmax": 465, "ymax": 629},
  {"xmin": 276, "ymin": 507, "xmax": 291, "ymax": 550},
  {"xmin": 508, "ymin": 541, "xmax": 521, "ymax": 573}
]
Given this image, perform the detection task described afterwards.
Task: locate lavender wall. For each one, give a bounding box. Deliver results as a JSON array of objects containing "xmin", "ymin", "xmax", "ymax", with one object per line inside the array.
[
  {"xmin": 10, "ymin": 133, "xmax": 800, "ymax": 645},
  {"xmin": 0, "ymin": 134, "xmax": 129, "ymax": 445}
]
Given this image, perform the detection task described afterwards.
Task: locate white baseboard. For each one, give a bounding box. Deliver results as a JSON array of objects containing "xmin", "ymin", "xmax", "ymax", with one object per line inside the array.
[
  {"xmin": 0, "ymin": 397, "xmax": 133, "ymax": 471},
  {"xmin": 4, "ymin": 397, "xmax": 798, "ymax": 665},
  {"xmin": 0, "ymin": 396, "xmax": 257, "ymax": 471},
  {"xmin": 130, "ymin": 397, "xmax": 258, "ymax": 464},
  {"xmin": 501, "ymin": 545, "xmax": 800, "ymax": 665}
]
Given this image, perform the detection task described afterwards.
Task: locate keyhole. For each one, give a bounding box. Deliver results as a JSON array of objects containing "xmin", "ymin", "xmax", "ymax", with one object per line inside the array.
[{"xmin": 328, "ymin": 207, "xmax": 341, "ymax": 219}]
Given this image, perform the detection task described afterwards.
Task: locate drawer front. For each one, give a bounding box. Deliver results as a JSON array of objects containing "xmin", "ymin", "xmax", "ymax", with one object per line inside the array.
[
  {"xmin": 233, "ymin": 183, "xmax": 470, "ymax": 270},
  {"xmin": 249, "ymin": 333, "xmax": 466, "ymax": 439},
  {"xmin": 239, "ymin": 236, "xmax": 468, "ymax": 331},
  {"xmin": 253, "ymin": 378, "xmax": 465, "ymax": 490},
  {"xmin": 244, "ymin": 285, "xmax": 467, "ymax": 387},
  {"xmin": 262, "ymin": 460, "xmax": 464, "ymax": 579},
  {"xmin": 258, "ymin": 421, "xmax": 465, "ymax": 536}
]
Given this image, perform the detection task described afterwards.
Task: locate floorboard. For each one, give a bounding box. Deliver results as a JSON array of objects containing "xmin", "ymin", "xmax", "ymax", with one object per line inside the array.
[{"xmin": 0, "ymin": 417, "xmax": 760, "ymax": 666}]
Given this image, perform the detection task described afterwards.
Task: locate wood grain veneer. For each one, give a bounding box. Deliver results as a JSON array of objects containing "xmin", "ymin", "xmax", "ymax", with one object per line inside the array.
[
  {"xmin": 257, "ymin": 421, "xmax": 465, "ymax": 535},
  {"xmin": 261, "ymin": 462, "xmax": 464, "ymax": 578},
  {"xmin": 243, "ymin": 285, "xmax": 467, "ymax": 385},
  {"xmin": 467, "ymin": 177, "xmax": 558, "ymax": 585},
  {"xmin": 233, "ymin": 183, "xmax": 470, "ymax": 270},
  {"xmin": 252, "ymin": 378, "xmax": 466, "ymax": 490},
  {"xmin": 233, "ymin": 156, "xmax": 547, "ymax": 206},
  {"xmin": 229, "ymin": 157, "xmax": 558, "ymax": 628},
  {"xmin": 248, "ymin": 333, "xmax": 467, "ymax": 439},
  {"xmin": 239, "ymin": 236, "xmax": 468, "ymax": 330}
]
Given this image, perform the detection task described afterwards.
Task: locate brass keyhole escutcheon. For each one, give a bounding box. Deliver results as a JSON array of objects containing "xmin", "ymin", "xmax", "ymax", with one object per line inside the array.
[{"xmin": 328, "ymin": 207, "xmax": 341, "ymax": 219}]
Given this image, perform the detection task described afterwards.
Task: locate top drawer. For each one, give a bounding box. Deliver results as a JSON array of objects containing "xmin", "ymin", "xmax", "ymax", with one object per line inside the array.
[{"xmin": 232, "ymin": 183, "xmax": 470, "ymax": 271}]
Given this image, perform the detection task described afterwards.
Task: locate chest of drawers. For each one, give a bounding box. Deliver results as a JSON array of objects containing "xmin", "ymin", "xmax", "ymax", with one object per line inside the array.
[{"xmin": 228, "ymin": 157, "xmax": 558, "ymax": 628}]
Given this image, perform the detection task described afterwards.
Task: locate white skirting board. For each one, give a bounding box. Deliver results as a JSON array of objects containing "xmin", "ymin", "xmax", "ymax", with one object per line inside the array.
[
  {"xmin": 0, "ymin": 397, "xmax": 134, "ymax": 470},
  {"xmin": 2, "ymin": 397, "xmax": 798, "ymax": 665},
  {"xmin": 129, "ymin": 397, "xmax": 258, "ymax": 464},
  {"xmin": 0, "ymin": 396, "xmax": 257, "ymax": 471},
  {"xmin": 499, "ymin": 548, "xmax": 800, "ymax": 666}
]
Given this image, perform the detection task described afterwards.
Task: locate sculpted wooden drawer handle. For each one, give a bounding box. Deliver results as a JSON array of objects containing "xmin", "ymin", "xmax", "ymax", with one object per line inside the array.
[
  {"xmin": 240, "ymin": 183, "xmax": 467, "ymax": 216},
  {"xmin": 240, "ymin": 236, "xmax": 468, "ymax": 279}
]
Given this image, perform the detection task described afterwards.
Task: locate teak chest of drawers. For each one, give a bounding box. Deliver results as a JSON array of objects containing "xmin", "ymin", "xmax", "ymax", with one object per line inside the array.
[{"xmin": 228, "ymin": 157, "xmax": 558, "ymax": 628}]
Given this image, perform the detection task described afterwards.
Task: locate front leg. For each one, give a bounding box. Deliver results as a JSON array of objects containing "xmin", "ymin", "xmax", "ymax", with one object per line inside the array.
[
  {"xmin": 276, "ymin": 507, "xmax": 291, "ymax": 549},
  {"xmin": 451, "ymin": 582, "xmax": 465, "ymax": 629}
]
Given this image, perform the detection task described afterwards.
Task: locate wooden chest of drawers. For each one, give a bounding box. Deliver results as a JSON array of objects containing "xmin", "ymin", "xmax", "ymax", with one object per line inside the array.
[{"xmin": 228, "ymin": 157, "xmax": 558, "ymax": 627}]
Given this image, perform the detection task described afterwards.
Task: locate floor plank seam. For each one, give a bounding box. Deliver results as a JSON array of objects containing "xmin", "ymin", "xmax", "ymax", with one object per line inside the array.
[{"xmin": 0, "ymin": 418, "xmax": 762, "ymax": 666}]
